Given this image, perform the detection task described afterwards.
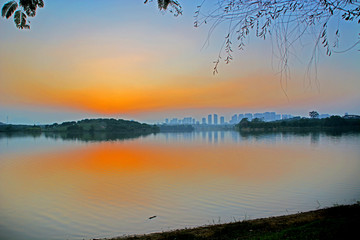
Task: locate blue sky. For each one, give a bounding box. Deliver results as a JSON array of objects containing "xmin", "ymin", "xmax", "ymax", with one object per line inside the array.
[{"xmin": 0, "ymin": 0, "xmax": 359, "ymax": 124}]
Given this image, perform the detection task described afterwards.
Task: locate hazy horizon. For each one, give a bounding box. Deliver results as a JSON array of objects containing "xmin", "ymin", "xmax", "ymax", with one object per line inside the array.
[{"xmin": 0, "ymin": 107, "xmax": 356, "ymax": 125}]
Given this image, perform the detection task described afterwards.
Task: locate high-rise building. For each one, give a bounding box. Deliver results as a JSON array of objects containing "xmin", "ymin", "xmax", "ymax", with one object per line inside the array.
[
  {"xmin": 182, "ymin": 117, "xmax": 192, "ymax": 124},
  {"xmin": 244, "ymin": 113, "xmax": 253, "ymax": 121},
  {"xmin": 170, "ymin": 118, "xmax": 178, "ymax": 125},
  {"xmin": 282, "ymin": 114, "xmax": 293, "ymax": 120},
  {"xmin": 220, "ymin": 116, "xmax": 225, "ymax": 125},
  {"xmin": 202, "ymin": 117, "xmax": 206, "ymax": 125},
  {"xmin": 238, "ymin": 114, "xmax": 244, "ymax": 121},
  {"xmin": 254, "ymin": 113, "xmax": 263, "ymax": 120},
  {"xmin": 214, "ymin": 114, "xmax": 218, "ymax": 125},
  {"xmin": 262, "ymin": 112, "xmax": 276, "ymax": 121},
  {"xmin": 208, "ymin": 114, "xmax": 212, "ymax": 125},
  {"xmin": 230, "ymin": 114, "xmax": 238, "ymax": 124}
]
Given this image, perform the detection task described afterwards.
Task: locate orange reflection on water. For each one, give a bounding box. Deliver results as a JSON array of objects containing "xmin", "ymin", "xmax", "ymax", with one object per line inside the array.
[
  {"xmin": 1, "ymin": 140, "xmax": 299, "ymax": 224},
  {"xmin": 8, "ymin": 142, "xmax": 306, "ymax": 179},
  {"xmin": 2, "ymin": 140, "xmax": 312, "ymax": 201},
  {"xmin": 1, "ymin": 134, "xmax": 359, "ymax": 240}
]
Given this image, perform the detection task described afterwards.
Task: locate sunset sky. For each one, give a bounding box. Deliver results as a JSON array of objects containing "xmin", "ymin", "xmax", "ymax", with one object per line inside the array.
[{"xmin": 1, "ymin": 0, "xmax": 359, "ymax": 124}]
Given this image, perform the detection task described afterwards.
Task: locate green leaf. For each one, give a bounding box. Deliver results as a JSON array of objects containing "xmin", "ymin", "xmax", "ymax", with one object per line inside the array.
[
  {"xmin": 37, "ymin": 0, "xmax": 44, "ymax": 8},
  {"xmin": 14, "ymin": 10, "xmax": 29, "ymax": 29},
  {"xmin": 19, "ymin": 0, "xmax": 45, "ymax": 17},
  {"xmin": 1, "ymin": 1, "xmax": 18, "ymax": 19},
  {"xmin": 158, "ymin": 0, "xmax": 170, "ymax": 10},
  {"xmin": 20, "ymin": 0, "xmax": 36, "ymax": 17}
]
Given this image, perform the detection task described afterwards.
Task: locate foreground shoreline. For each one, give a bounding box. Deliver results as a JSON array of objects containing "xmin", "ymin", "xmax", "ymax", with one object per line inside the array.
[{"xmin": 98, "ymin": 204, "xmax": 360, "ymax": 240}]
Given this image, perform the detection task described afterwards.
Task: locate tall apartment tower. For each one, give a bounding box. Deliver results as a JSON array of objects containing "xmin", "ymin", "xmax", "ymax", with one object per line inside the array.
[
  {"xmin": 202, "ymin": 117, "xmax": 206, "ymax": 125},
  {"xmin": 214, "ymin": 114, "xmax": 218, "ymax": 125},
  {"xmin": 220, "ymin": 116, "xmax": 225, "ymax": 125},
  {"xmin": 208, "ymin": 114, "xmax": 212, "ymax": 125}
]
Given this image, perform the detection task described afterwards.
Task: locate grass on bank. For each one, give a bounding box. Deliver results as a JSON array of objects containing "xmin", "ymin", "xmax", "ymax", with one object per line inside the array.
[{"xmin": 100, "ymin": 204, "xmax": 360, "ymax": 240}]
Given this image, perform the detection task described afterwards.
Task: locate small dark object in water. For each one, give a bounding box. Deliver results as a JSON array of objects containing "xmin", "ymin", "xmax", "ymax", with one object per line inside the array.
[{"xmin": 149, "ymin": 216, "xmax": 157, "ymax": 219}]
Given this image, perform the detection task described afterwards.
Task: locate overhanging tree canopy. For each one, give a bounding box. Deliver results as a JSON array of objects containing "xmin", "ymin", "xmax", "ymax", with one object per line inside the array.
[
  {"xmin": 193, "ymin": 0, "xmax": 359, "ymax": 74},
  {"xmin": 1, "ymin": 0, "xmax": 44, "ymax": 29},
  {"xmin": 2, "ymin": 0, "xmax": 359, "ymax": 75}
]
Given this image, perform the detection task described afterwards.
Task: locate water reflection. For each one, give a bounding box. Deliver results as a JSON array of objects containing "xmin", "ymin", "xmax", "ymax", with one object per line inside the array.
[
  {"xmin": 44, "ymin": 131, "xmax": 156, "ymax": 142},
  {"xmin": 202, "ymin": 131, "xmax": 206, "ymax": 142},
  {"xmin": 0, "ymin": 131, "xmax": 155, "ymax": 142},
  {"xmin": 221, "ymin": 131, "xmax": 225, "ymax": 143},
  {"xmin": 0, "ymin": 130, "xmax": 359, "ymax": 240},
  {"xmin": 310, "ymin": 132, "xmax": 320, "ymax": 146},
  {"xmin": 1, "ymin": 129, "xmax": 358, "ymax": 145},
  {"xmin": 0, "ymin": 131, "xmax": 41, "ymax": 139}
]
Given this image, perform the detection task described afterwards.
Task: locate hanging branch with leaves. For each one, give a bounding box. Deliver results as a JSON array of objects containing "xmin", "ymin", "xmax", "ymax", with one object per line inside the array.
[
  {"xmin": 2, "ymin": 0, "xmax": 44, "ymax": 29},
  {"xmin": 193, "ymin": 0, "xmax": 360, "ymax": 74},
  {"xmin": 144, "ymin": 0, "xmax": 182, "ymax": 16}
]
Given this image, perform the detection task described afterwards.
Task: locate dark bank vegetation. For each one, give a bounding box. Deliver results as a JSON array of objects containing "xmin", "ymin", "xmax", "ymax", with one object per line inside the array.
[
  {"xmin": 43, "ymin": 118, "xmax": 159, "ymax": 134},
  {"xmin": 0, "ymin": 118, "xmax": 159, "ymax": 138},
  {"xmin": 0, "ymin": 124, "xmax": 41, "ymax": 133},
  {"xmin": 102, "ymin": 204, "xmax": 360, "ymax": 240},
  {"xmin": 236, "ymin": 116, "xmax": 360, "ymax": 132}
]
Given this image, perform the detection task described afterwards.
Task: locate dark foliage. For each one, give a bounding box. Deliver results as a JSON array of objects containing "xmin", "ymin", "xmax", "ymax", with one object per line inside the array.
[
  {"xmin": 43, "ymin": 118, "xmax": 159, "ymax": 142},
  {"xmin": 45, "ymin": 118, "xmax": 160, "ymax": 133},
  {"xmin": 66, "ymin": 124, "xmax": 83, "ymax": 132},
  {"xmin": 309, "ymin": 111, "xmax": 320, "ymax": 119},
  {"xmin": 144, "ymin": 0, "xmax": 182, "ymax": 16},
  {"xmin": 0, "ymin": 124, "xmax": 41, "ymax": 132},
  {"xmin": 0, "ymin": 118, "xmax": 159, "ymax": 142},
  {"xmin": 1, "ymin": 0, "xmax": 44, "ymax": 29},
  {"xmin": 236, "ymin": 115, "xmax": 360, "ymax": 131}
]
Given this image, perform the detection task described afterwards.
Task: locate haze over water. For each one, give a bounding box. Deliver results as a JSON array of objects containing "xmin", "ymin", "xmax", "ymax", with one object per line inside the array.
[{"xmin": 0, "ymin": 131, "xmax": 359, "ymax": 240}]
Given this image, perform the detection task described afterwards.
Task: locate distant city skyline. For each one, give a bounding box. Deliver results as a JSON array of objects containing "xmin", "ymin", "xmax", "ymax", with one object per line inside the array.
[
  {"xmin": 1, "ymin": 108, "xmax": 357, "ymax": 125},
  {"xmin": 160, "ymin": 111, "xmax": 336, "ymax": 126}
]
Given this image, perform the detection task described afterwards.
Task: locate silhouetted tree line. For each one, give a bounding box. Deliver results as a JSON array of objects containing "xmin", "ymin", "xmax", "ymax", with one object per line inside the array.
[
  {"xmin": 0, "ymin": 124, "xmax": 41, "ymax": 132},
  {"xmin": 44, "ymin": 118, "xmax": 160, "ymax": 133},
  {"xmin": 0, "ymin": 118, "xmax": 159, "ymax": 136},
  {"xmin": 236, "ymin": 116, "xmax": 360, "ymax": 131}
]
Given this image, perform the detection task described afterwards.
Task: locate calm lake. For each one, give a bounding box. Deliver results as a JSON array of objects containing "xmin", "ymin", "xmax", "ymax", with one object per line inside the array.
[{"xmin": 0, "ymin": 131, "xmax": 359, "ymax": 240}]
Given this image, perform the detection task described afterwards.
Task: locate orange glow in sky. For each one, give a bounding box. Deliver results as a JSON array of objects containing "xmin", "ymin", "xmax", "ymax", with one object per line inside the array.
[{"xmin": 0, "ymin": 1, "xmax": 359, "ymax": 123}]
